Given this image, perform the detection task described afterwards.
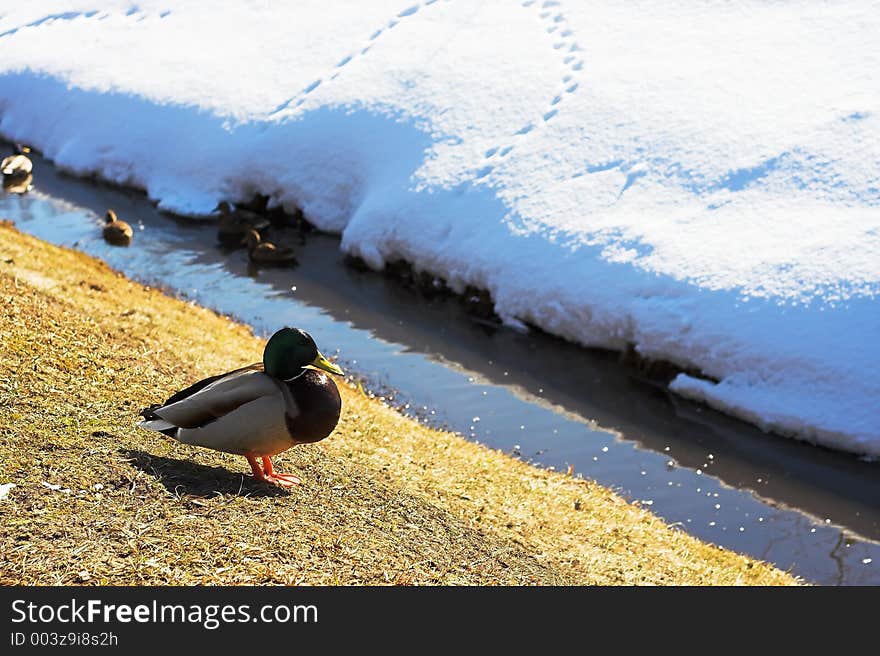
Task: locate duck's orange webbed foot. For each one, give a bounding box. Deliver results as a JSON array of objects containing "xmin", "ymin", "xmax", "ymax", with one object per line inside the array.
[
  {"xmin": 245, "ymin": 454, "xmax": 302, "ymax": 487},
  {"xmin": 262, "ymin": 456, "xmax": 302, "ymax": 487}
]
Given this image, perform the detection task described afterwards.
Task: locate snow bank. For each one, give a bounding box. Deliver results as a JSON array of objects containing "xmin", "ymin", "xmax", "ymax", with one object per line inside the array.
[{"xmin": 1, "ymin": 1, "xmax": 878, "ymax": 455}]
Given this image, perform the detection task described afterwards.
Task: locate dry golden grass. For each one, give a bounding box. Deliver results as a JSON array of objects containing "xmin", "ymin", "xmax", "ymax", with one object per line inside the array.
[{"xmin": 0, "ymin": 223, "xmax": 798, "ymax": 585}]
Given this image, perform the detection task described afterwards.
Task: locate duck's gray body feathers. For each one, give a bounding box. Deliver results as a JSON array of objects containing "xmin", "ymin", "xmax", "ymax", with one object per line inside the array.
[{"xmin": 139, "ymin": 364, "xmax": 341, "ymax": 456}]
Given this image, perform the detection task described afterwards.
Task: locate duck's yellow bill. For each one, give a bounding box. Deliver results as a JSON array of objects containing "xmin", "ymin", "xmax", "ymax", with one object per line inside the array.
[{"xmin": 309, "ymin": 352, "xmax": 344, "ymax": 376}]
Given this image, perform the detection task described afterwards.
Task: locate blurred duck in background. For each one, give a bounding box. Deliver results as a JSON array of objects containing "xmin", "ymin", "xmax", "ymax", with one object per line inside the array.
[
  {"xmin": 1, "ymin": 144, "xmax": 32, "ymax": 180},
  {"xmin": 102, "ymin": 209, "xmax": 133, "ymax": 246}
]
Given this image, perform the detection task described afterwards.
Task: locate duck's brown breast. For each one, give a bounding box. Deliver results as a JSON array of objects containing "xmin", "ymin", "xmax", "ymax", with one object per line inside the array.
[{"xmin": 285, "ymin": 368, "xmax": 341, "ymax": 443}]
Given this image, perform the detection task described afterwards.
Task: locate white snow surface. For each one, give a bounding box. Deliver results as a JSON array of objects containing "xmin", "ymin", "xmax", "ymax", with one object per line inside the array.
[{"xmin": 0, "ymin": 1, "xmax": 878, "ymax": 455}]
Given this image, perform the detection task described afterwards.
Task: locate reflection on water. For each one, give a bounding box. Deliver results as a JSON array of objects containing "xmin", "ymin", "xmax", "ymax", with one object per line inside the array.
[{"xmin": 1, "ymin": 148, "xmax": 878, "ymax": 585}]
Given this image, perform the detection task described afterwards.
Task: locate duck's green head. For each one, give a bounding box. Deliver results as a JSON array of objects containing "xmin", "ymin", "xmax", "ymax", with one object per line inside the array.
[{"xmin": 264, "ymin": 327, "xmax": 344, "ymax": 380}]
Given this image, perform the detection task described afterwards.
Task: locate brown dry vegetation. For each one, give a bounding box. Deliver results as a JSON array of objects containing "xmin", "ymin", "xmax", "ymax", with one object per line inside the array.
[{"xmin": 0, "ymin": 223, "xmax": 798, "ymax": 585}]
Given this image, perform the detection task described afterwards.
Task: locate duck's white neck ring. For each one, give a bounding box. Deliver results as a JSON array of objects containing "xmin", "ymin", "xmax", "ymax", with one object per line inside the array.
[{"xmin": 282, "ymin": 368, "xmax": 308, "ymax": 382}]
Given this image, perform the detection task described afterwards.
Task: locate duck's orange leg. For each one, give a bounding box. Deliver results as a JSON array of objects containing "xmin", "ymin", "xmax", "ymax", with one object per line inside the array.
[{"xmin": 245, "ymin": 454, "xmax": 270, "ymax": 483}]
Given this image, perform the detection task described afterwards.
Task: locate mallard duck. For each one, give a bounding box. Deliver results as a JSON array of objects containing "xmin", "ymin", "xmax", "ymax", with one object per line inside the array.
[
  {"xmin": 102, "ymin": 209, "xmax": 133, "ymax": 246},
  {"xmin": 138, "ymin": 327, "xmax": 344, "ymax": 487},
  {"xmin": 243, "ymin": 228, "xmax": 298, "ymax": 266},
  {"xmin": 2, "ymin": 172, "xmax": 32, "ymax": 194},
  {"xmin": 1, "ymin": 144, "xmax": 32, "ymax": 179},
  {"xmin": 215, "ymin": 201, "xmax": 271, "ymax": 247}
]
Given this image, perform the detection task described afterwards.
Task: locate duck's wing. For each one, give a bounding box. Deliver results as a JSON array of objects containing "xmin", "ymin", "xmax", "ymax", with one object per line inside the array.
[
  {"xmin": 1, "ymin": 154, "xmax": 31, "ymax": 175},
  {"xmin": 159, "ymin": 363, "xmax": 262, "ymax": 406},
  {"xmin": 140, "ymin": 363, "xmax": 272, "ymax": 430}
]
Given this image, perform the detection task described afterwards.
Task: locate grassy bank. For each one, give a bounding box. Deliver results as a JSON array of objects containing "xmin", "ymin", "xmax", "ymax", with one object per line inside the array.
[{"xmin": 0, "ymin": 223, "xmax": 797, "ymax": 585}]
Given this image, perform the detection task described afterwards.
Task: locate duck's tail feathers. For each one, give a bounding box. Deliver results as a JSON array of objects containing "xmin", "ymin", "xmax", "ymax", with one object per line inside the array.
[
  {"xmin": 138, "ymin": 405, "xmax": 179, "ymax": 437},
  {"xmin": 138, "ymin": 417, "xmax": 176, "ymax": 431}
]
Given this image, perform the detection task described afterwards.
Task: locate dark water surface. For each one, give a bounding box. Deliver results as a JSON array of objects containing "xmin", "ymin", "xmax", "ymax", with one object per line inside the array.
[{"xmin": 2, "ymin": 149, "xmax": 878, "ymax": 584}]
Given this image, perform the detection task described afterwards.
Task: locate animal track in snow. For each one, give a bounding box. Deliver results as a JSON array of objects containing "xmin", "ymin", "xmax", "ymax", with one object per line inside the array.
[
  {"xmin": 263, "ymin": 0, "xmax": 584, "ymax": 184},
  {"xmin": 267, "ymin": 0, "xmax": 584, "ymax": 150},
  {"xmin": 1, "ymin": 7, "xmax": 171, "ymax": 40},
  {"xmin": 269, "ymin": 0, "xmax": 448, "ymax": 118},
  {"xmin": 476, "ymin": 0, "xmax": 584, "ymax": 180},
  {"xmin": 0, "ymin": 10, "xmax": 100, "ymax": 39},
  {"xmin": 261, "ymin": 0, "xmax": 584, "ymax": 184}
]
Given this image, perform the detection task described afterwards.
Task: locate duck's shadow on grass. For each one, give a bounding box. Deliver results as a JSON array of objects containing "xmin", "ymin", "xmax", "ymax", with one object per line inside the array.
[{"xmin": 120, "ymin": 449, "xmax": 289, "ymax": 498}]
